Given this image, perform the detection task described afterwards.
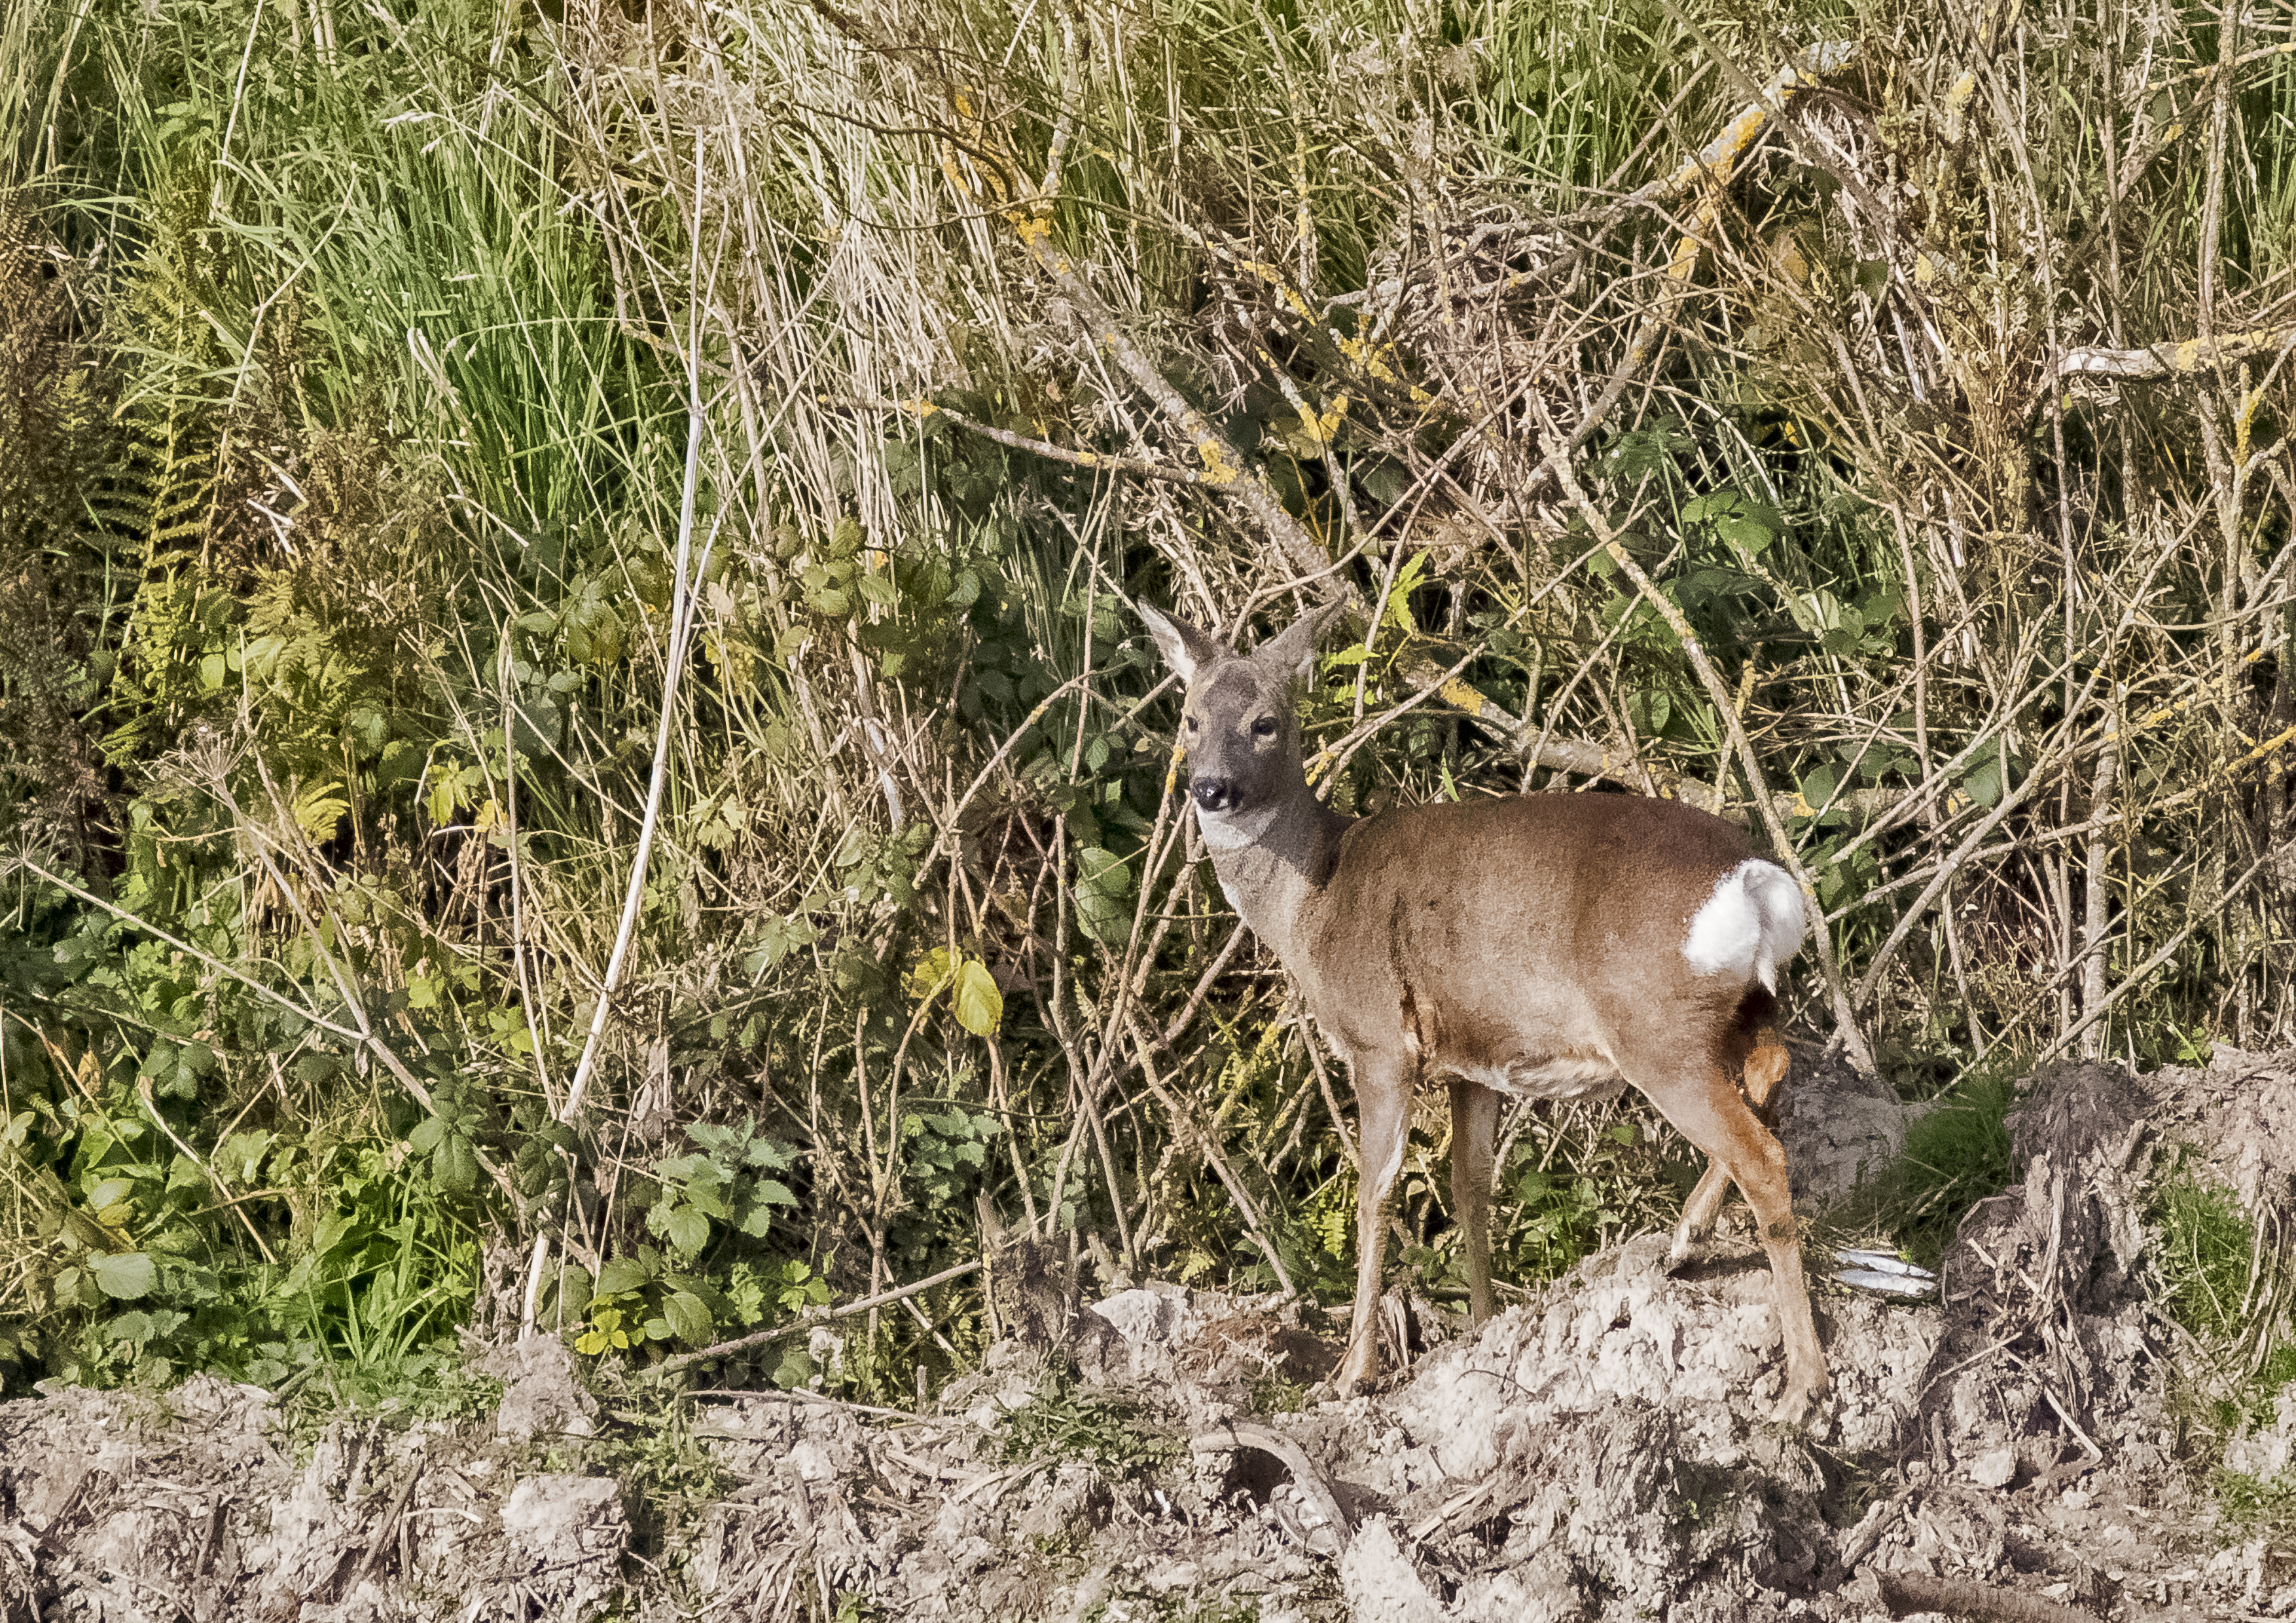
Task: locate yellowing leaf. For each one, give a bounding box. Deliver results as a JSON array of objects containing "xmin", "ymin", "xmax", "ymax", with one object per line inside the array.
[
  {"xmin": 952, "ymin": 958, "xmax": 1003, "ymax": 1037},
  {"xmin": 905, "ymin": 948, "xmax": 956, "ymax": 1003}
]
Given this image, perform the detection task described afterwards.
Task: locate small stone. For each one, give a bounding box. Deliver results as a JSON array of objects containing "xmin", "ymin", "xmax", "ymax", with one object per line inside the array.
[{"xmin": 1967, "ymin": 1447, "xmax": 2017, "ymax": 1489}]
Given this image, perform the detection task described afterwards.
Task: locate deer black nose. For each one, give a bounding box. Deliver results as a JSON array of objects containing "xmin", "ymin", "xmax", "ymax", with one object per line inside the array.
[{"xmin": 1191, "ymin": 777, "xmax": 1239, "ymax": 813}]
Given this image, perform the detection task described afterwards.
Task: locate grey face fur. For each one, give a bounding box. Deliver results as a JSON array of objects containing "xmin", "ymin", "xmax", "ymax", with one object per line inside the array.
[{"xmin": 1137, "ymin": 602, "xmax": 1343, "ymax": 823}]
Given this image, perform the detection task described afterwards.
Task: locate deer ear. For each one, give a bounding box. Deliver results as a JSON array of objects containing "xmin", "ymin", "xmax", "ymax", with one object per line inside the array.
[
  {"xmin": 1260, "ymin": 598, "xmax": 1350, "ymax": 683},
  {"xmin": 1138, "ymin": 603, "xmax": 1223, "ymax": 684}
]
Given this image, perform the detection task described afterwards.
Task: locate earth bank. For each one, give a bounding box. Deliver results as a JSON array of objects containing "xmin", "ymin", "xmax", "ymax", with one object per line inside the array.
[{"xmin": 5, "ymin": 1048, "xmax": 2295, "ymax": 1622}]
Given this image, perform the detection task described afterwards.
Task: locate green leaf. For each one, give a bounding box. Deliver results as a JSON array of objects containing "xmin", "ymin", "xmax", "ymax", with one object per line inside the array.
[
  {"xmin": 1380, "ymin": 551, "xmax": 1431, "ymax": 632},
  {"xmin": 86, "ymin": 1176, "xmax": 137, "ymax": 1213},
  {"xmin": 312, "ymin": 1212, "xmax": 359, "ymax": 1257},
  {"xmin": 105, "ymin": 1310, "xmax": 156, "ymax": 1344},
  {"xmin": 664, "ymin": 1204, "xmax": 710, "ymax": 1257},
  {"xmin": 952, "ymin": 958, "xmax": 1004, "ymax": 1036},
  {"xmin": 683, "ymin": 1171, "xmax": 730, "ymax": 1221},
  {"xmin": 1073, "ymin": 846, "xmax": 1134, "ymax": 945},
  {"xmin": 90, "ymin": 1252, "xmax": 158, "ymax": 1300},
  {"xmin": 565, "ymin": 601, "xmax": 625, "ymax": 666},
  {"xmin": 435, "ymin": 1137, "xmax": 478, "ymax": 1195},
  {"xmin": 219, "ymin": 1131, "xmax": 274, "ymax": 1183},
  {"xmin": 664, "ymin": 1289, "xmax": 713, "ymax": 1343},
  {"xmin": 596, "ymin": 1257, "xmax": 651, "ymax": 1296},
  {"xmin": 745, "ymin": 1137, "xmax": 796, "ymax": 1171}
]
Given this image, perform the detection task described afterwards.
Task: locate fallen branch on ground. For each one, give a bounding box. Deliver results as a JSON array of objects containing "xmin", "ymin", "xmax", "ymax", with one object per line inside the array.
[
  {"xmin": 1875, "ymin": 1571, "xmax": 2101, "ymax": 1623},
  {"xmin": 1191, "ymin": 1421, "xmax": 1354, "ymax": 1546}
]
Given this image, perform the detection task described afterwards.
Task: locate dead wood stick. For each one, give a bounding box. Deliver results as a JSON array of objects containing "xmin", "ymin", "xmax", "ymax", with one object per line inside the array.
[
  {"xmin": 1013, "ymin": 226, "xmax": 1352, "ymax": 601},
  {"xmin": 1827, "ymin": 1489, "xmax": 1907, "ymax": 1578},
  {"xmin": 2040, "ymin": 844, "xmax": 2277, "ymax": 1061},
  {"xmin": 1875, "ymin": 1571, "xmax": 2101, "ymax": 1623},
  {"xmin": 1191, "ymin": 1421, "xmax": 1352, "ymax": 1544},
  {"xmin": 2058, "ymin": 325, "xmax": 2296, "ymax": 381},
  {"xmin": 833, "ymin": 394, "xmax": 1213, "ymax": 485},
  {"xmin": 646, "ymin": 1250, "xmax": 1007, "ymax": 1377},
  {"xmin": 348, "ymin": 1450, "xmax": 423, "ymax": 1589}
]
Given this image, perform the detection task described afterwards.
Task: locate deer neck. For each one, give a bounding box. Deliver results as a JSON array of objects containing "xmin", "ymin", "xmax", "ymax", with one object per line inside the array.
[{"xmin": 1195, "ymin": 771, "xmax": 1352, "ymax": 963}]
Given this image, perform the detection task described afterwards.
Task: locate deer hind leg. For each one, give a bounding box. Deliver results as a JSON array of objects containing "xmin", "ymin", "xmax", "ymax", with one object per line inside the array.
[
  {"xmin": 1643, "ymin": 1049, "xmax": 1825, "ymax": 1425},
  {"xmin": 1669, "ymin": 1029, "xmax": 1792, "ymax": 1264},
  {"xmin": 1448, "ymin": 1079, "xmax": 1501, "ymax": 1325},
  {"xmin": 1337, "ymin": 1054, "xmax": 1412, "ymax": 1395}
]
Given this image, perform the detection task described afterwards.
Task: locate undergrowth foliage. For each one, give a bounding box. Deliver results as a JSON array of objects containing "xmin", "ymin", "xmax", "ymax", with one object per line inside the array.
[{"xmin": 0, "ymin": 0, "xmax": 2293, "ymax": 1430}]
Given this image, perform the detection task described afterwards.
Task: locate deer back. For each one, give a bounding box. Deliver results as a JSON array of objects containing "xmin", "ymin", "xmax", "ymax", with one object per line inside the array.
[{"xmin": 1289, "ymin": 793, "xmax": 1780, "ymax": 1090}]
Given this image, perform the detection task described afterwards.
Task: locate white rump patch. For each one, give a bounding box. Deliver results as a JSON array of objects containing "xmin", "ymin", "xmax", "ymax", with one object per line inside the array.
[{"xmin": 1680, "ymin": 859, "xmax": 1809, "ymax": 990}]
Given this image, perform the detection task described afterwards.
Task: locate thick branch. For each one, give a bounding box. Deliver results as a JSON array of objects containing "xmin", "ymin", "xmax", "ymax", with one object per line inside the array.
[{"xmin": 2058, "ymin": 325, "xmax": 2296, "ymax": 381}]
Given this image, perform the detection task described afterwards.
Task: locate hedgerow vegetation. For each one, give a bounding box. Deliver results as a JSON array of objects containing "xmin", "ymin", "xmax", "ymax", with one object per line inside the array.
[{"xmin": 2, "ymin": 0, "xmax": 2293, "ymax": 1406}]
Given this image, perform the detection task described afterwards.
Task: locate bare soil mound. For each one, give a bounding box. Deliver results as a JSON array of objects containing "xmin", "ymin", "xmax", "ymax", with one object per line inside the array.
[{"xmin": 6, "ymin": 1050, "xmax": 2295, "ymax": 1621}]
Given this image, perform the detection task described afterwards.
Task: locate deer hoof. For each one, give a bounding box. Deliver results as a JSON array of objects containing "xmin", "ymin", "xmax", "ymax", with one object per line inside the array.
[
  {"xmin": 1773, "ymin": 1374, "xmax": 1825, "ymax": 1429},
  {"xmin": 1667, "ymin": 1221, "xmax": 1716, "ymax": 1270}
]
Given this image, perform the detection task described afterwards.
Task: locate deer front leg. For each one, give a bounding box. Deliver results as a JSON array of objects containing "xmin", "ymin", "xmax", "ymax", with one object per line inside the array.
[
  {"xmin": 1336, "ymin": 1055, "xmax": 1412, "ymax": 1395},
  {"xmin": 1448, "ymin": 1079, "xmax": 1500, "ymax": 1325}
]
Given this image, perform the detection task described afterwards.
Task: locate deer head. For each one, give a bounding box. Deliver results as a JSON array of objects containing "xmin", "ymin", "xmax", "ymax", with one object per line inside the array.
[{"xmin": 1138, "ymin": 600, "xmax": 1346, "ymax": 839}]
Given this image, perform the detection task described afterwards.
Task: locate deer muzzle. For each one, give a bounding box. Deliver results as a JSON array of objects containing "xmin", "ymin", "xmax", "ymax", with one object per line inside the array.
[{"xmin": 1191, "ymin": 776, "xmax": 1240, "ymax": 813}]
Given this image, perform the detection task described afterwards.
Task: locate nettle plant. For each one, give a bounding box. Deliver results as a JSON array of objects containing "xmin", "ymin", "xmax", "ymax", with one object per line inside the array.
[{"xmin": 568, "ymin": 1120, "xmax": 806, "ymax": 1358}]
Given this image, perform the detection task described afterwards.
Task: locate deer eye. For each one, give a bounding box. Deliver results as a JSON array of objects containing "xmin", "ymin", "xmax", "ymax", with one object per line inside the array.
[
  {"xmin": 1251, "ymin": 717, "xmax": 1277, "ymax": 738},
  {"xmin": 1186, "ymin": 715, "xmax": 1200, "ymax": 732}
]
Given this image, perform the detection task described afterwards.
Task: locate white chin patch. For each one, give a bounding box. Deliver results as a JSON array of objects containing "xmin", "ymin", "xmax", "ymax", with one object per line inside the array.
[
  {"xmin": 1681, "ymin": 859, "xmax": 1809, "ymax": 990},
  {"xmin": 1194, "ymin": 803, "xmax": 1278, "ymax": 851}
]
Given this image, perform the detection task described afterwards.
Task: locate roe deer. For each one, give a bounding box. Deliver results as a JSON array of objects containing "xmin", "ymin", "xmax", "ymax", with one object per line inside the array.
[{"xmin": 1139, "ymin": 600, "xmax": 1825, "ymax": 1422}]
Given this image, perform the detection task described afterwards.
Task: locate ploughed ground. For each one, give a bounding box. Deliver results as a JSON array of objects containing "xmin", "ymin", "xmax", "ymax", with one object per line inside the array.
[{"xmin": 7, "ymin": 1048, "xmax": 2295, "ymax": 1622}]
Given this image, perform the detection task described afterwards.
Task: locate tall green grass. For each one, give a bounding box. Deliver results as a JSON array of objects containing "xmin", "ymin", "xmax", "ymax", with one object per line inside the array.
[{"xmin": 3, "ymin": 0, "xmax": 2295, "ymax": 1412}]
